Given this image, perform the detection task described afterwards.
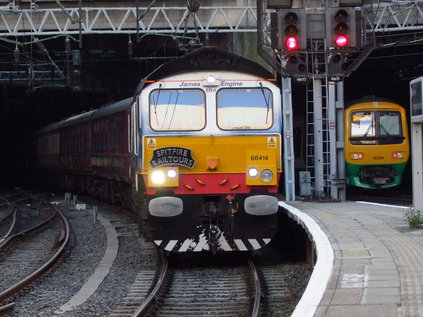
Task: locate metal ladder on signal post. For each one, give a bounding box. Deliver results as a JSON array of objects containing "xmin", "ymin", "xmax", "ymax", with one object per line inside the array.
[{"xmin": 305, "ymin": 39, "xmax": 345, "ymax": 200}]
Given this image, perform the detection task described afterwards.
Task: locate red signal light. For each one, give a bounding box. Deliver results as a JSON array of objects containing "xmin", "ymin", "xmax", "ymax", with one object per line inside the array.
[
  {"xmin": 335, "ymin": 35, "xmax": 348, "ymax": 47},
  {"xmin": 285, "ymin": 36, "xmax": 299, "ymax": 51}
]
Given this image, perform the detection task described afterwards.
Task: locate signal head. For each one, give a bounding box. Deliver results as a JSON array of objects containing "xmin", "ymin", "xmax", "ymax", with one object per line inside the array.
[
  {"xmin": 284, "ymin": 12, "xmax": 299, "ymax": 24},
  {"xmin": 335, "ymin": 35, "xmax": 349, "ymax": 47},
  {"xmin": 334, "ymin": 9, "xmax": 348, "ymax": 23},
  {"xmin": 285, "ymin": 36, "xmax": 299, "ymax": 51}
]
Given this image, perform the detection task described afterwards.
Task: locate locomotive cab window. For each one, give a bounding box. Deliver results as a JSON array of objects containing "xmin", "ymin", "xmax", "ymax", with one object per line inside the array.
[
  {"xmin": 149, "ymin": 89, "xmax": 205, "ymax": 131},
  {"xmin": 350, "ymin": 111, "xmax": 404, "ymax": 145},
  {"xmin": 216, "ymin": 88, "xmax": 273, "ymax": 130}
]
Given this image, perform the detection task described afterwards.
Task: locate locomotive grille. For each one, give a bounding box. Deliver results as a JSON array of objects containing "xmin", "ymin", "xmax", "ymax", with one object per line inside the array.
[{"xmin": 359, "ymin": 165, "xmax": 395, "ymax": 186}]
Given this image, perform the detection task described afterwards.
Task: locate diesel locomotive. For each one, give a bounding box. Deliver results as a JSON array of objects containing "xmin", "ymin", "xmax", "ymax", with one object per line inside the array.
[
  {"xmin": 344, "ymin": 97, "xmax": 410, "ymax": 189},
  {"xmin": 34, "ymin": 47, "xmax": 283, "ymax": 253}
]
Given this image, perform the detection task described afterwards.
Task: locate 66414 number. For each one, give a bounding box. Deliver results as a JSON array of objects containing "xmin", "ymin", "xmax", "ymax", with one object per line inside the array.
[{"xmin": 250, "ymin": 155, "xmax": 268, "ymax": 161}]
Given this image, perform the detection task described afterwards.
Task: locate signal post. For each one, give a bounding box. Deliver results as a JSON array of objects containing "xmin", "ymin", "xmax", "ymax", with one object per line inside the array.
[{"xmin": 258, "ymin": 0, "xmax": 371, "ymax": 200}]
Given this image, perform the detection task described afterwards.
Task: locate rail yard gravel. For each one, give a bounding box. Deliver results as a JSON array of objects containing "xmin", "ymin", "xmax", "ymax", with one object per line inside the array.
[{"xmin": 10, "ymin": 197, "xmax": 312, "ymax": 316}]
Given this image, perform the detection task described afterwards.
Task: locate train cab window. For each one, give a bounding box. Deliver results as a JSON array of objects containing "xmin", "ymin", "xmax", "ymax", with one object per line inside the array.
[
  {"xmin": 149, "ymin": 89, "xmax": 205, "ymax": 131},
  {"xmin": 350, "ymin": 111, "xmax": 403, "ymax": 145},
  {"xmin": 379, "ymin": 111, "xmax": 401, "ymax": 136},
  {"xmin": 216, "ymin": 88, "xmax": 273, "ymax": 130},
  {"xmin": 351, "ymin": 112, "xmax": 375, "ymax": 139}
]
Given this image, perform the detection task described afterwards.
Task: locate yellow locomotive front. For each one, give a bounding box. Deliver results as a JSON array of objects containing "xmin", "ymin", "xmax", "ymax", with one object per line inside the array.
[
  {"xmin": 136, "ymin": 70, "xmax": 282, "ymax": 253},
  {"xmin": 344, "ymin": 99, "xmax": 410, "ymax": 189}
]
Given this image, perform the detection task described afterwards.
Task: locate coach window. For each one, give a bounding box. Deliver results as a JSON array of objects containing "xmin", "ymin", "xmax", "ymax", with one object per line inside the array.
[
  {"xmin": 216, "ymin": 88, "xmax": 273, "ymax": 130},
  {"xmin": 149, "ymin": 89, "xmax": 205, "ymax": 131}
]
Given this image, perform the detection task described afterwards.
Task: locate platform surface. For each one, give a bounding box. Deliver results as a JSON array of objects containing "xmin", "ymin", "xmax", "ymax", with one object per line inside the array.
[{"xmin": 281, "ymin": 200, "xmax": 423, "ymax": 317}]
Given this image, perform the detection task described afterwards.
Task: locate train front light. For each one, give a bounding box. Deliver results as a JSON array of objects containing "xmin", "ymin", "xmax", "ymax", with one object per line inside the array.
[
  {"xmin": 350, "ymin": 152, "xmax": 364, "ymax": 160},
  {"xmin": 392, "ymin": 151, "xmax": 405, "ymax": 159},
  {"xmin": 260, "ymin": 169, "xmax": 274, "ymax": 182},
  {"xmin": 151, "ymin": 170, "xmax": 166, "ymax": 185},
  {"xmin": 248, "ymin": 167, "xmax": 259, "ymax": 177},
  {"xmin": 167, "ymin": 168, "xmax": 177, "ymax": 178},
  {"xmin": 149, "ymin": 167, "xmax": 179, "ymax": 187}
]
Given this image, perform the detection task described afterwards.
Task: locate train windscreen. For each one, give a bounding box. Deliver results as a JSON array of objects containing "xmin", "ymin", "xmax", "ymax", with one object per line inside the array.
[
  {"xmin": 350, "ymin": 111, "xmax": 403, "ymax": 145},
  {"xmin": 216, "ymin": 88, "xmax": 273, "ymax": 130},
  {"xmin": 149, "ymin": 89, "xmax": 205, "ymax": 131}
]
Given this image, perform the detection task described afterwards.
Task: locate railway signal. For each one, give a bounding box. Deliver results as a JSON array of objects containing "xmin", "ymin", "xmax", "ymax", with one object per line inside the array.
[
  {"xmin": 326, "ymin": 7, "xmax": 359, "ymax": 49},
  {"xmin": 280, "ymin": 9, "xmax": 306, "ymax": 52},
  {"xmin": 278, "ymin": 9, "xmax": 306, "ymax": 76}
]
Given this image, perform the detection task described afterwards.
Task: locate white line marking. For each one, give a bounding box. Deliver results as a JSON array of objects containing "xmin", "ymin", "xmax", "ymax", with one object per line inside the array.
[
  {"xmin": 248, "ymin": 239, "xmax": 261, "ymax": 250},
  {"xmin": 355, "ymin": 201, "xmax": 410, "ymax": 209},
  {"xmin": 234, "ymin": 239, "xmax": 248, "ymax": 251},
  {"xmin": 164, "ymin": 240, "xmax": 178, "ymax": 251},
  {"xmin": 279, "ymin": 201, "xmax": 334, "ymax": 317},
  {"xmin": 178, "ymin": 239, "xmax": 193, "ymax": 252},
  {"xmin": 218, "ymin": 235, "xmax": 233, "ymax": 251}
]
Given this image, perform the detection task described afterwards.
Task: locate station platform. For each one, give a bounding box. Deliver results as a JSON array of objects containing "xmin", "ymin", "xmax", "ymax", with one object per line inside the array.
[{"xmin": 280, "ymin": 200, "xmax": 423, "ymax": 317}]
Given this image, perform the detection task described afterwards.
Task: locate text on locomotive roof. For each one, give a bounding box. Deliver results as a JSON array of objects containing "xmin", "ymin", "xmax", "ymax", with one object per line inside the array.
[{"xmin": 179, "ymin": 81, "xmax": 243, "ymax": 88}]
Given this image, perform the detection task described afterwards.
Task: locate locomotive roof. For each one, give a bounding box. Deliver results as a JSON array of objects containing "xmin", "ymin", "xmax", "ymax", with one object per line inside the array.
[
  {"xmin": 135, "ymin": 46, "xmax": 277, "ymax": 94},
  {"xmin": 345, "ymin": 95, "xmax": 401, "ymax": 108},
  {"xmin": 35, "ymin": 97, "xmax": 133, "ymax": 135}
]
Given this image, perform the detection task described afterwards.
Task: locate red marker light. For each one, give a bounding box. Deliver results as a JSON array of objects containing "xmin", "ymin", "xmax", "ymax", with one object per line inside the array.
[
  {"xmin": 285, "ymin": 36, "xmax": 299, "ymax": 51},
  {"xmin": 335, "ymin": 35, "xmax": 348, "ymax": 47}
]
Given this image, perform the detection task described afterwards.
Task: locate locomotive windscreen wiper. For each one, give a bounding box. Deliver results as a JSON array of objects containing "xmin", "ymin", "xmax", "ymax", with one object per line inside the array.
[
  {"xmin": 259, "ymin": 83, "xmax": 270, "ymax": 125},
  {"xmin": 166, "ymin": 91, "xmax": 179, "ymax": 130},
  {"xmin": 379, "ymin": 124, "xmax": 391, "ymax": 137},
  {"xmin": 363, "ymin": 122, "xmax": 374, "ymax": 138},
  {"xmin": 153, "ymin": 83, "xmax": 162, "ymax": 126}
]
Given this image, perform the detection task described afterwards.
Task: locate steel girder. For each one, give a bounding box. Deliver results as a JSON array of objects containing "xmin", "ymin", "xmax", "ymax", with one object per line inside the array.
[
  {"xmin": 364, "ymin": 0, "xmax": 423, "ymax": 33},
  {"xmin": 0, "ymin": 5, "xmax": 258, "ymax": 37}
]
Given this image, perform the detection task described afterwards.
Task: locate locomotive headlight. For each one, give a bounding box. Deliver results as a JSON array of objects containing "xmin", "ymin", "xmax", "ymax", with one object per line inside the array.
[
  {"xmin": 350, "ymin": 152, "xmax": 364, "ymax": 160},
  {"xmin": 392, "ymin": 151, "xmax": 405, "ymax": 159},
  {"xmin": 149, "ymin": 167, "xmax": 179, "ymax": 187},
  {"xmin": 260, "ymin": 169, "xmax": 273, "ymax": 182},
  {"xmin": 167, "ymin": 168, "xmax": 177, "ymax": 178},
  {"xmin": 151, "ymin": 170, "xmax": 166, "ymax": 185},
  {"xmin": 248, "ymin": 167, "xmax": 259, "ymax": 177},
  {"xmin": 203, "ymin": 73, "xmax": 219, "ymax": 87}
]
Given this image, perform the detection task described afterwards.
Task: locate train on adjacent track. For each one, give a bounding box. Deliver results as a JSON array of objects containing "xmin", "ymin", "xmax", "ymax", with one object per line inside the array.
[
  {"xmin": 33, "ymin": 47, "xmax": 283, "ymax": 253},
  {"xmin": 344, "ymin": 97, "xmax": 410, "ymax": 189}
]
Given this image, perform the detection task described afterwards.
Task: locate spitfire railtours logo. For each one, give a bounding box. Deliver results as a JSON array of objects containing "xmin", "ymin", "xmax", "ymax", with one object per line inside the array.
[{"xmin": 150, "ymin": 147, "xmax": 195, "ymax": 168}]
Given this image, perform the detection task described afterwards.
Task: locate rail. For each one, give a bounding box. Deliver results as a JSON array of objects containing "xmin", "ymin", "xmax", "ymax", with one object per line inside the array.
[
  {"xmin": 248, "ymin": 259, "xmax": 262, "ymax": 317},
  {"xmin": 0, "ymin": 206, "xmax": 56, "ymax": 249},
  {"xmin": 131, "ymin": 250, "xmax": 168, "ymax": 317},
  {"xmin": 0, "ymin": 205, "xmax": 70, "ymax": 304}
]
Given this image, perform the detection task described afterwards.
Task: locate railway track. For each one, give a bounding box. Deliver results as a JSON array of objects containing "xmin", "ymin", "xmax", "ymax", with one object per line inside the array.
[
  {"xmin": 0, "ymin": 191, "xmax": 312, "ymax": 316},
  {"xmin": 131, "ymin": 255, "xmax": 262, "ymax": 317},
  {"xmin": 0, "ymin": 194, "xmax": 70, "ymax": 312},
  {"xmin": 115, "ymin": 252, "xmax": 311, "ymax": 317}
]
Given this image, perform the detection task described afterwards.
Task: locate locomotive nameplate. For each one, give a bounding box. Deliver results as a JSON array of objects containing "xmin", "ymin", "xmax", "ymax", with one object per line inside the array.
[{"xmin": 150, "ymin": 147, "xmax": 195, "ymax": 168}]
